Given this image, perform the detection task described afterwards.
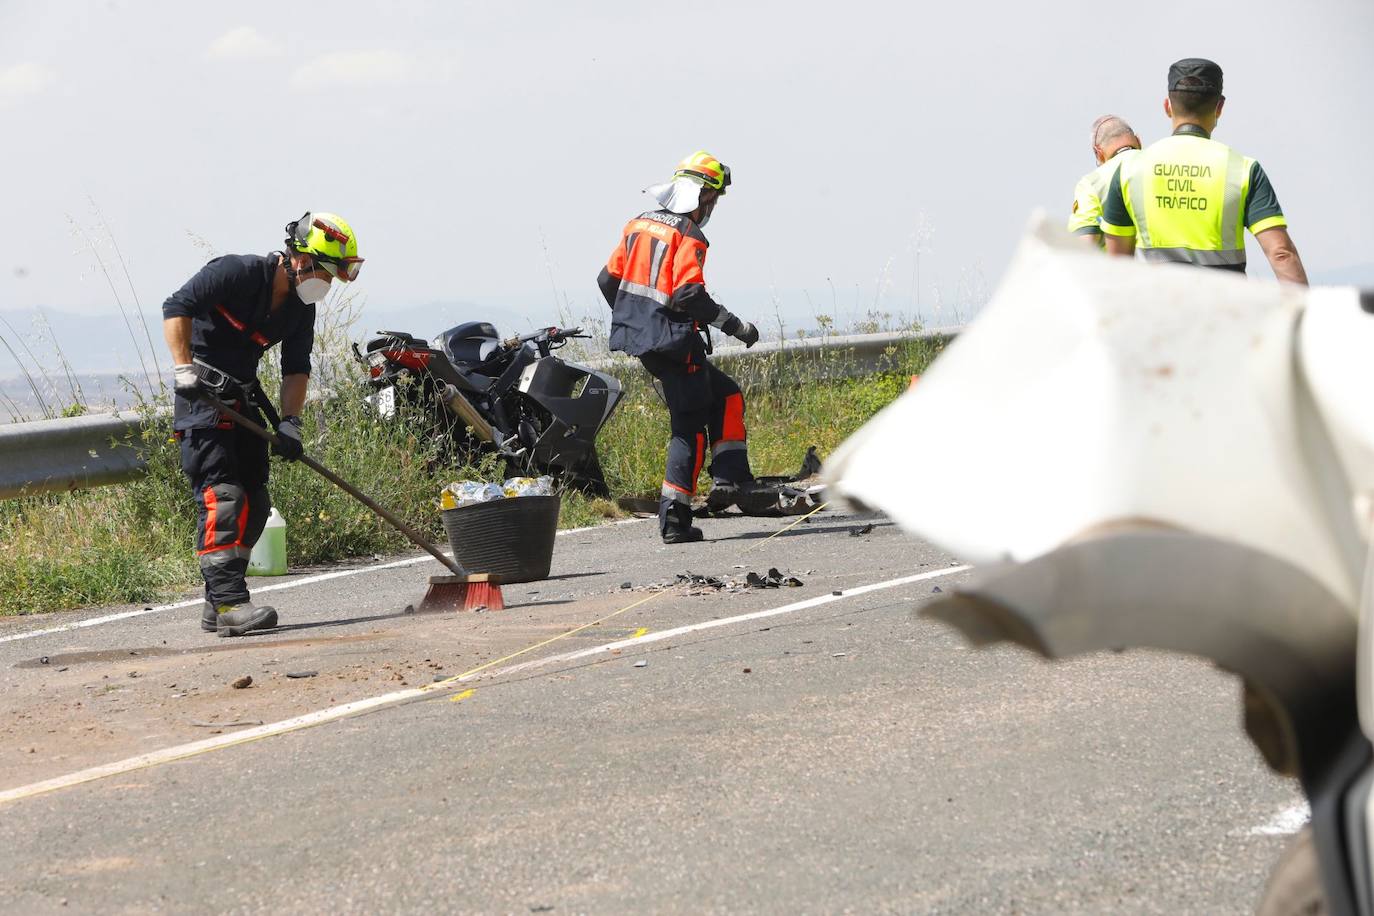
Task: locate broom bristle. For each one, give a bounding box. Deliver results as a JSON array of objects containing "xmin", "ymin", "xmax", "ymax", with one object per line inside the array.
[
  {"xmin": 418, "ymin": 574, "xmax": 505, "ymax": 613},
  {"xmin": 461, "ymin": 580, "xmax": 503, "ymax": 611}
]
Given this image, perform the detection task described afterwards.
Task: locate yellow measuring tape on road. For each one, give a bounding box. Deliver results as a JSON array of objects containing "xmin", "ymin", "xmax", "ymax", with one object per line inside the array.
[
  {"xmin": 444, "ymin": 591, "xmax": 662, "ymax": 700},
  {"xmin": 744, "ymin": 502, "xmax": 829, "ymax": 553}
]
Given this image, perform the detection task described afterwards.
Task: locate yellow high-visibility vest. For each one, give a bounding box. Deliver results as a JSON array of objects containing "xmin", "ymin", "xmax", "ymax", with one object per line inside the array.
[
  {"xmin": 1101, "ymin": 128, "xmax": 1287, "ymax": 269},
  {"xmin": 1068, "ymin": 149, "xmax": 1140, "ymax": 249}
]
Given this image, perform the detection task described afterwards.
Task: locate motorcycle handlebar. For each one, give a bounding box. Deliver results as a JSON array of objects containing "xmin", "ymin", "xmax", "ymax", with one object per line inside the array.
[{"xmin": 502, "ymin": 326, "xmax": 589, "ymax": 350}]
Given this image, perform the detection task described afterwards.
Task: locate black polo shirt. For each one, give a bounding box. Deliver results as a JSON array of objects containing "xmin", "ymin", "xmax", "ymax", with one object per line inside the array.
[{"xmin": 162, "ymin": 253, "xmax": 315, "ymax": 430}]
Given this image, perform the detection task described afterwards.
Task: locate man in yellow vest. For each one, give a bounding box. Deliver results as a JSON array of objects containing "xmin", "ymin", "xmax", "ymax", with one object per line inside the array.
[
  {"xmin": 1100, "ymin": 59, "xmax": 1307, "ymax": 284},
  {"xmin": 1068, "ymin": 115, "xmax": 1141, "ymax": 249}
]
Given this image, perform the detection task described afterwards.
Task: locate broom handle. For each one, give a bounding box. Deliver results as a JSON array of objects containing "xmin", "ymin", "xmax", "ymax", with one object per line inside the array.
[{"xmin": 203, "ymin": 395, "xmax": 468, "ymax": 577}]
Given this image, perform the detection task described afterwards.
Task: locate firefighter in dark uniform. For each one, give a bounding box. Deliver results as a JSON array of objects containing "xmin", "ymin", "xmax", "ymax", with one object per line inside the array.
[
  {"xmin": 598, "ymin": 152, "xmax": 761, "ymax": 544},
  {"xmin": 162, "ymin": 212, "xmax": 363, "ymax": 635}
]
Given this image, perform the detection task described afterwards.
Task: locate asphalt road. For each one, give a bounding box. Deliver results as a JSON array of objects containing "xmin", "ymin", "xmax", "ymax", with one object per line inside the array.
[{"xmin": 0, "ymin": 505, "xmax": 1302, "ymax": 914}]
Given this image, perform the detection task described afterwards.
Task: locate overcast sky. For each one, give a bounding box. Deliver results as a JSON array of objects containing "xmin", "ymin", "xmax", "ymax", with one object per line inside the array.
[{"xmin": 2, "ymin": 0, "xmax": 1372, "ymax": 347}]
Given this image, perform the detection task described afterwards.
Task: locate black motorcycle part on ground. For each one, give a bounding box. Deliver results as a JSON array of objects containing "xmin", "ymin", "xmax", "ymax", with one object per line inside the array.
[{"xmin": 921, "ymin": 528, "xmax": 1367, "ymax": 916}]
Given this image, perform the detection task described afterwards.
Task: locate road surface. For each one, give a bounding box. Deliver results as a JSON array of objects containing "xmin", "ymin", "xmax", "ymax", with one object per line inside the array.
[{"xmin": 0, "ymin": 506, "xmax": 1301, "ymax": 913}]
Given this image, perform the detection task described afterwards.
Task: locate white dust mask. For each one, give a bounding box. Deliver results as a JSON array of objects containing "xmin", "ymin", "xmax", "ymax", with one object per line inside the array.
[{"xmin": 295, "ymin": 275, "xmax": 331, "ymax": 304}]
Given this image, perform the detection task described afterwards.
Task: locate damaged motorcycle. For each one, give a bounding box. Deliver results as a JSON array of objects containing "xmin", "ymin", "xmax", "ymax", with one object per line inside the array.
[{"xmin": 353, "ymin": 323, "xmax": 622, "ymax": 493}]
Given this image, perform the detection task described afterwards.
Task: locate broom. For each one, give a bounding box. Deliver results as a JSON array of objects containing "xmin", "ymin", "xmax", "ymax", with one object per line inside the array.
[{"xmin": 204, "ymin": 395, "xmax": 503, "ymax": 612}]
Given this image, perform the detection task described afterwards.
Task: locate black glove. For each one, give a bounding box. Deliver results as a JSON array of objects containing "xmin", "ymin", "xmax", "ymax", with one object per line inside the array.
[
  {"xmin": 273, "ymin": 415, "xmax": 305, "ymax": 461},
  {"xmin": 172, "ymin": 364, "xmax": 203, "ymax": 400},
  {"xmin": 719, "ymin": 315, "xmax": 760, "ymax": 348},
  {"xmin": 734, "ymin": 321, "xmax": 759, "ymax": 348}
]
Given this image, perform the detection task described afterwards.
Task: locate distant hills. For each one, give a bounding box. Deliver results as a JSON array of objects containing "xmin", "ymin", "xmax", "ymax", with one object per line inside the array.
[{"xmin": 0, "ymin": 298, "xmax": 547, "ymax": 420}]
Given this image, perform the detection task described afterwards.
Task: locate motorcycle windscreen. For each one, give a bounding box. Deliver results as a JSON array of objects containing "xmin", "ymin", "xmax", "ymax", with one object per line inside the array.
[{"xmin": 824, "ymin": 212, "xmax": 1361, "ymax": 612}]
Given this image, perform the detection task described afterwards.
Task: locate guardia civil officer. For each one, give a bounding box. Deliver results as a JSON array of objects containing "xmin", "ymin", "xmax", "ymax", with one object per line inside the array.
[
  {"xmin": 162, "ymin": 212, "xmax": 363, "ymax": 636},
  {"xmin": 597, "ymin": 152, "xmax": 761, "ymax": 544},
  {"xmin": 1100, "ymin": 59, "xmax": 1307, "ymax": 284},
  {"xmin": 1067, "ymin": 115, "xmax": 1141, "ymax": 249}
]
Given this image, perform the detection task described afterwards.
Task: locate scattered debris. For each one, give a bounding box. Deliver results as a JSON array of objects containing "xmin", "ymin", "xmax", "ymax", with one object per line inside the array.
[
  {"xmin": 850, "ymin": 523, "xmax": 875, "ymax": 537},
  {"xmin": 39, "ymin": 656, "xmax": 49, "ymax": 665},
  {"xmin": 745, "ymin": 568, "xmax": 804, "ymax": 588},
  {"xmin": 402, "ymin": 604, "xmax": 416, "ymax": 615},
  {"xmin": 676, "ymin": 572, "xmax": 725, "ymax": 589},
  {"xmin": 832, "ymin": 590, "xmax": 843, "ymax": 596},
  {"xmin": 127, "ymin": 671, "xmax": 139, "ymax": 678},
  {"xmin": 620, "ymin": 581, "xmax": 632, "ymax": 589},
  {"xmin": 286, "ymin": 670, "xmax": 318, "ymax": 679},
  {"xmin": 231, "ymin": 675, "xmax": 253, "ymax": 689},
  {"xmin": 932, "ymin": 586, "xmax": 943, "ymax": 593},
  {"xmin": 633, "ymin": 660, "xmax": 648, "ymax": 668},
  {"xmin": 191, "ymin": 720, "xmax": 263, "ymax": 728},
  {"xmin": 773, "ymin": 568, "xmax": 803, "ymax": 587},
  {"xmin": 832, "ymin": 653, "xmax": 847, "ymax": 658},
  {"xmin": 743, "ymin": 667, "xmax": 752, "ymax": 674}
]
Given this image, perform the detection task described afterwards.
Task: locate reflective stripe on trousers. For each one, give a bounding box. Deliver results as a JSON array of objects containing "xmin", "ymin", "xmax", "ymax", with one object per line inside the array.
[{"xmin": 662, "ymin": 431, "xmax": 706, "ymax": 504}]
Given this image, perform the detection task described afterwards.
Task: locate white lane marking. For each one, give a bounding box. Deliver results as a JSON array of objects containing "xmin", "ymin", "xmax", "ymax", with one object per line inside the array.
[
  {"xmin": 1249, "ymin": 801, "xmax": 1310, "ymax": 836},
  {"xmin": 0, "ymin": 564, "xmax": 971, "ymax": 805},
  {"xmin": 0, "ymin": 518, "xmax": 648, "ymax": 645},
  {"xmin": 497, "ymin": 565, "xmax": 974, "ymax": 677}
]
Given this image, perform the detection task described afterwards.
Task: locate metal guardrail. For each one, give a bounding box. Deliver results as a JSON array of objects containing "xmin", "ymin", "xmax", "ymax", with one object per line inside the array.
[
  {"xmin": 0, "ymin": 411, "xmax": 150, "ymax": 501},
  {"xmin": 0, "ymin": 328, "xmax": 960, "ymax": 501}
]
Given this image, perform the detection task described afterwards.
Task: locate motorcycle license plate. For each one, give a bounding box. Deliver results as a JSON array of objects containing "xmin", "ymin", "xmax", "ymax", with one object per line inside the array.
[{"xmin": 374, "ymin": 385, "xmax": 396, "ymax": 418}]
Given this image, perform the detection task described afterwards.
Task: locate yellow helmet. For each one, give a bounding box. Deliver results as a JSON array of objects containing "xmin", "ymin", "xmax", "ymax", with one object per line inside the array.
[
  {"xmin": 672, "ymin": 151, "xmax": 731, "ymax": 194},
  {"xmin": 285, "ymin": 211, "xmax": 363, "ymax": 282}
]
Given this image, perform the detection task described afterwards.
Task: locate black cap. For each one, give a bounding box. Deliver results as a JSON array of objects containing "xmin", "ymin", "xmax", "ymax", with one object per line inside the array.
[{"xmin": 1168, "ymin": 58, "xmax": 1223, "ymax": 93}]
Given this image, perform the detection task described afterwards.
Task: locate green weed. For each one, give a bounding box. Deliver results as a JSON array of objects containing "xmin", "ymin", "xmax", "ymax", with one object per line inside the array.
[{"xmin": 0, "ymin": 305, "xmax": 946, "ymax": 615}]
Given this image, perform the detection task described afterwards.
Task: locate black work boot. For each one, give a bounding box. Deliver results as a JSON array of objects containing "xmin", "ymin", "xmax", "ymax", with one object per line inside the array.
[
  {"xmin": 201, "ymin": 601, "xmax": 217, "ymax": 633},
  {"xmin": 660, "ymin": 500, "xmax": 704, "ymax": 545},
  {"xmin": 211, "ymin": 601, "xmax": 278, "ymax": 637}
]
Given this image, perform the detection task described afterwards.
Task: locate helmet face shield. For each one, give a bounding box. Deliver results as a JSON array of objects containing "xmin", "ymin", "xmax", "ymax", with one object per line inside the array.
[{"xmin": 316, "ymin": 256, "xmax": 363, "ymax": 282}]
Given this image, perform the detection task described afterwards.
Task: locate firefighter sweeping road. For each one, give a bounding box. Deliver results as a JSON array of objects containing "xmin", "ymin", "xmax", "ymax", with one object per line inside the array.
[{"xmin": 0, "ymin": 507, "xmax": 1301, "ymax": 913}]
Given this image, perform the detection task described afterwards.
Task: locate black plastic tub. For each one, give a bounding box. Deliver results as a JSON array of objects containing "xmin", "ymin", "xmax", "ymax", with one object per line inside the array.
[{"xmin": 440, "ymin": 495, "xmax": 560, "ymax": 583}]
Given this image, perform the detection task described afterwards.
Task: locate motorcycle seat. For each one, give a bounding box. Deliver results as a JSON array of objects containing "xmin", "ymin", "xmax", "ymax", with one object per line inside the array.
[{"xmin": 367, "ymin": 330, "xmax": 427, "ymax": 351}]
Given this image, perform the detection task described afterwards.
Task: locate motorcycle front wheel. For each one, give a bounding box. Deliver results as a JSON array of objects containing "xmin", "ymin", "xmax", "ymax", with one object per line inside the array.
[{"xmin": 1256, "ymin": 826, "xmax": 1327, "ymax": 916}]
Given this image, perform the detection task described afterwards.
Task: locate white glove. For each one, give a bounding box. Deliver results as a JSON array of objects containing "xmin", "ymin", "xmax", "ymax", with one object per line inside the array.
[{"xmin": 173, "ymin": 364, "xmax": 202, "ymax": 399}]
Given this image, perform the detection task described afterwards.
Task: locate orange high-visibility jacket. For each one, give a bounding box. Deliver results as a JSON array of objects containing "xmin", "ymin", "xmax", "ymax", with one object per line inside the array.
[{"xmin": 597, "ymin": 210, "xmax": 733, "ymax": 360}]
